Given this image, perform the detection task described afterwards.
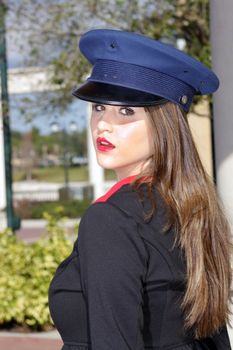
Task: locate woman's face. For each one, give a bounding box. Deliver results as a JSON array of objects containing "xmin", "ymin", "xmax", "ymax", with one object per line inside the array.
[{"xmin": 90, "ymin": 103, "xmax": 153, "ymax": 180}]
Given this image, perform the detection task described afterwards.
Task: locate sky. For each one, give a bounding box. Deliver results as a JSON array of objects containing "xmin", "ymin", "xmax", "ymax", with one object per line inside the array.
[
  {"xmin": 4, "ymin": 0, "xmax": 165, "ymax": 136},
  {"xmin": 5, "ymin": 1, "xmax": 88, "ymax": 135},
  {"xmin": 4, "ymin": 0, "xmax": 165, "ymax": 135},
  {"xmin": 9, "ymin": 92, "xmax": 88, "ymax": 135}
]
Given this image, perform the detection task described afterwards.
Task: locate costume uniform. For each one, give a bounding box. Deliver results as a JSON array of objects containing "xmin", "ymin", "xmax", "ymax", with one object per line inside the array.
[
  {"xmin": 48, "ymin": 176, "xmax": 232, "ymax": 350},
  {"xmin": 49, "ymin": 29, "xmax": 232, "ymax": 350}
]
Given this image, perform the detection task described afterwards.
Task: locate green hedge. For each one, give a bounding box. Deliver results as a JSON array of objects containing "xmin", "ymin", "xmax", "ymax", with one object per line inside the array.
[
  {"xmin": 0, "ymin": 209, "xmax": 73, "ymax": 331},
  {"xmin": 15, "ymin": 199, "xmax": 91, "ymax": 219}
]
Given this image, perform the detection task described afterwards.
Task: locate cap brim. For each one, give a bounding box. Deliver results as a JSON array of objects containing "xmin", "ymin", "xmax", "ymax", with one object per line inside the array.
[{"xmin": 72, "ymin": 81, "xmax": 167, "ymax": 107}]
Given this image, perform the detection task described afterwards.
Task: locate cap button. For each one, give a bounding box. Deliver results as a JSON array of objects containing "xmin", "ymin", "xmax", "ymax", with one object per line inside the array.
[
  {"xmin": 180, "ymin": 95, "xmax": 188, "ymax": 105},
  {"xmin": 110, "ymin": 42, "xmax": 117, "ymax": 49}
]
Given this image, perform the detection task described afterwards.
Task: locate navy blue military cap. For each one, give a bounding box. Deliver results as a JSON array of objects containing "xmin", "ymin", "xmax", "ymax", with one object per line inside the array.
[{"xmin": 72, "ymin": 29, "xmax": 219, "ymax": 112}]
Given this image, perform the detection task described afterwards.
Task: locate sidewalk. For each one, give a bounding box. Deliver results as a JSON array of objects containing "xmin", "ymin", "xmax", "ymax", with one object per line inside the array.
[
  {"xmin": 16, "ymin": 218, "xmax": 80, "ymax": 243},
  {"xmin": 0, "ymin": 330, "xmax": 63, "ymax": 350}
]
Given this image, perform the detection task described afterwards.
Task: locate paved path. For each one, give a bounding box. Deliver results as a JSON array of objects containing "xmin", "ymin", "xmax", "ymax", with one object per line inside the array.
[
  {"xmin": 0, "ymin": 330, "xmax": 63, "ymax": 350},
  {"xmin": 16, "ymin": 218, "xmax": 79, "ymax": 243}
]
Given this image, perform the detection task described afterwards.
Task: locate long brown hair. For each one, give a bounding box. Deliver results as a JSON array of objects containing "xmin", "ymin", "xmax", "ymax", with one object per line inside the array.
[{"xmin": 136, "ymin": 101, "xmax": 232, "ymax": 339}]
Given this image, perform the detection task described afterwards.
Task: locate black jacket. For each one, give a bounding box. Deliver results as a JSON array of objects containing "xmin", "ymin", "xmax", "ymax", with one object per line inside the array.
[{"xmin": 48, "ymin": 178, "xmax": 232, "ymax": 350}]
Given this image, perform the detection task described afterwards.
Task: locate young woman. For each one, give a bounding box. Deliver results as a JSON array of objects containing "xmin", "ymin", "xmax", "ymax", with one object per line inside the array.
[{"xmin": 48, "ymin": 29, "xmax": 232, "ymax": 350}]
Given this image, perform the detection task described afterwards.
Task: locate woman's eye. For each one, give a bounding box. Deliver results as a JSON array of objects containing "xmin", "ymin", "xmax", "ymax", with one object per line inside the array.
[
  {"xmin": 92, "ymin": 104, "xmax": 105, "ymax": 112},
  {"xmin": 119, "ymin": 107, "xmax": 135, "ymax": 116}
]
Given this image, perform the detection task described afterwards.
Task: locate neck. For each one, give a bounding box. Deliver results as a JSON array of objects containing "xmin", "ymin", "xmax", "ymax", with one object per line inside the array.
[{"xmin": 115, "ymin": 158, "xmax": 153, "ymax": 181}]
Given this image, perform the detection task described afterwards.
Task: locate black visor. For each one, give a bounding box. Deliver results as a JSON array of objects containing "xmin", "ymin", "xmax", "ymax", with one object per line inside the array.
[{"xmin": 72, "ymin": 81, "xmax": 168, "ymax": 107}]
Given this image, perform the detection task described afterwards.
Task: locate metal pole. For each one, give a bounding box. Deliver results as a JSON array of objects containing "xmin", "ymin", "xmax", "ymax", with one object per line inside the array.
[
  {"xmin": 0, "ymin": 3, "xmax": 20, "ymax": 231},
  {"xmin": 0, "ymin": 75, "xmax": 6, "ymax": 214},
  {"xmin": 62, "ymin": 128, "xmax": 69, "ymax": 188}
]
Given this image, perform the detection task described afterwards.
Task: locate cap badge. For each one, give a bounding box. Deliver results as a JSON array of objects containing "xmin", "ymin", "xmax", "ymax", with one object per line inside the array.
[{"xmin": 180, "ymin": 95, "xmax": 188, "ymax": 105}]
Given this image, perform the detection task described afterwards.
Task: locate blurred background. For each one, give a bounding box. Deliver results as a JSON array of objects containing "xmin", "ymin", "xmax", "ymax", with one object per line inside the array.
[{"xmin": 0, "ymin": 0, "xmax": 232, "ymax": 349}]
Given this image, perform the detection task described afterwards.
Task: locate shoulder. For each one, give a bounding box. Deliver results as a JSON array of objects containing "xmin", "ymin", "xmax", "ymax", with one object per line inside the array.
[
  {"xmin": 78, "ymin": 200, "xmax": 139, "ymax": 243},
  {"xmin": 81, "ymin": 200, "xmax": 133, "ymax": 225},
  {"xmin": 106, "ymin": 183, "xmax": 169, "ymax": 224},
  {"xmin": 77, "ymin": 201, "xmax": 148, "ymax": 265}
]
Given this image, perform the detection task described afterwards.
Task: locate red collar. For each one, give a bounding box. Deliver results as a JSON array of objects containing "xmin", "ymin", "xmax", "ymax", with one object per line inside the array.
[{"xmin": 95, "ymin": 175, "xmax": 136, "ymax": 203}]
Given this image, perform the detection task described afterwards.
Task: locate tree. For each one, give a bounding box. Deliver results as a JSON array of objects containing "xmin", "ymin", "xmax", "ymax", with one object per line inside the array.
[
  {"xmin": 12, "ymin": 127, "xmax": 87, "ymax": 168},
  {"xmin": 5, "ymin": 0, "xmax": 210, "ymax": 113}
]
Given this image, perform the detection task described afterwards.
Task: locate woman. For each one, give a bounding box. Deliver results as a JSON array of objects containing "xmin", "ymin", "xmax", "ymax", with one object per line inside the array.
[{"xmin": 48, "ymin": 29, "xmax": 232, "ymax": 349}]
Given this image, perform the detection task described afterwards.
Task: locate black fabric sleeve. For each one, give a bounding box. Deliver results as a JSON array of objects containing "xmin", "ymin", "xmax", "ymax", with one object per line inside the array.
[{"xmin": 77, "ymin": 202, "xmax": 148, "ymax": 350}]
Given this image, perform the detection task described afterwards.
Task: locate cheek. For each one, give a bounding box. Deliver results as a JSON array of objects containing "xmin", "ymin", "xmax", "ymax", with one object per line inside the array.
[
  {"xmin": 116, "ymin": 123, "xmax": 141, "ymax": 141},
  {"xmin": 117, "ymin": 122, "xmax": 153, "ymax": 155},
  {"xmin": 90, "ymin": 117, "xmax": 97, "ymax": 142},
  {"xmin": 90, "ymin": 116, "xmax": 96, "ymax": 132}
]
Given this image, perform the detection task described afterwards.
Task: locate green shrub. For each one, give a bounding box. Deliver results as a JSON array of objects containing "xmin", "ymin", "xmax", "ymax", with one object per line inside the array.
[
  {"xmin": 0, "ymin": 209, "xmax": 74, "ymax": 330},
  {"xmin": 15, "ymin": 198, "xmax": 91, "ymax": 219}
]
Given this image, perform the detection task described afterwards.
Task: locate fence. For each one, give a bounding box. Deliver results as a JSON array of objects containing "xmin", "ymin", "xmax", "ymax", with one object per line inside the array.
[{"xmin": 13, "ymin": 181, "xmax": 91, "ymax": 202}]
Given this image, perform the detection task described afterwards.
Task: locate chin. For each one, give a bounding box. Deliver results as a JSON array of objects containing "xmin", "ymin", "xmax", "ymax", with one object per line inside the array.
[{"xmin": 96, "ymin": 158, "xmax": 115, "ymax": 170}]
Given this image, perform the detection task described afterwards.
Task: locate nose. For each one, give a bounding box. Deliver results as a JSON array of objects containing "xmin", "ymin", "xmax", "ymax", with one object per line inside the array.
[{"xmin": 96, "ymin": 109, "xmax": 114, "ymax": 133}]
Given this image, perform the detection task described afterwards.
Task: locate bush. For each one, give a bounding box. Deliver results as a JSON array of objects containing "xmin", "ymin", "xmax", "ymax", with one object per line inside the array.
[
  {"xmin": 0, "ymin": 209, "xmax": 74, "ymax": 331},
  {"xmin": 15, "ymin": 198, "xmax": 91, "ymax": 219}
]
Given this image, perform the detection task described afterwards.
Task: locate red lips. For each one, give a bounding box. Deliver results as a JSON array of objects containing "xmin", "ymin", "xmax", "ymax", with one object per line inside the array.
[{"xmin": 96, "ymin": 137, "xmax": 115, "ymax": 152}]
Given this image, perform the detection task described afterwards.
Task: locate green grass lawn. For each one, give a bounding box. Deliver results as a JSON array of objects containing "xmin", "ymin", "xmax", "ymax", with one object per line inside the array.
[{"xmin": 13, "ymin": 166, "xmax": 116, "ymax": 182}]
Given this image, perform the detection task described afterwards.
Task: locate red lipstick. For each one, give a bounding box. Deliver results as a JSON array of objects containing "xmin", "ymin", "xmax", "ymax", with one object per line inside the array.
[{"xmin": 96, "ymin": 137, "xmax": 115, "ymax": 152}]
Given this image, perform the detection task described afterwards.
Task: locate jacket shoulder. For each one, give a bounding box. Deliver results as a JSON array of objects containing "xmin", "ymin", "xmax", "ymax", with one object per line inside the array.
[{"xmin": 106, "ymin": 183, "xmax": 169, "ymax": 226}]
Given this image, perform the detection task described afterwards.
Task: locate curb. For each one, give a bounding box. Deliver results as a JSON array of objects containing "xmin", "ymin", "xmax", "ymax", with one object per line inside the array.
[
  {"xmin": 0, "ymin": 330, "xmax": 60, "ymax": 339},
  {"xmin": 0, "ymin": 330, "xmax": 63, "ymax": 350},
  {"xmin": 0, "ymin": 337, "xmax": 63, "ymax": 350}
]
